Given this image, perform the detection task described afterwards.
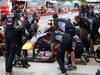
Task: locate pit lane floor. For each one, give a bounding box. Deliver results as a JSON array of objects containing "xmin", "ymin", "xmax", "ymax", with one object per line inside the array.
[{"xmin": 0, "ymin": 45, "xmax": 100, "ymax": 75}]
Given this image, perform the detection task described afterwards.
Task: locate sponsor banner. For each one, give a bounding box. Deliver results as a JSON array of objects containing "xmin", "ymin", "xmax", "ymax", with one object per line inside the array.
[
  {"xmin": 17, "ymin": 0, "xmax": 31, "ymax": 1},
  {"xmin": 1, "ymin": 5, "xmax": 9, "ymax": 16},
  {"xmin": 9, "ymin": 0, "xmax": 14, "ymax": 2}
]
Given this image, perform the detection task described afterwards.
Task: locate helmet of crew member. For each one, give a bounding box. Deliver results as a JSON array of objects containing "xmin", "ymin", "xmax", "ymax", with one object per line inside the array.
[
  {"xmin": 48, "ymin": 19, "xmax": 55, "ymax": 27},
  {"xmin": 19, "ymin": 13, "xmax": 27, "ymax": 21},
  {"xmin": 45, "ymin": 19, "xmax": 55, "ymax": 33}
]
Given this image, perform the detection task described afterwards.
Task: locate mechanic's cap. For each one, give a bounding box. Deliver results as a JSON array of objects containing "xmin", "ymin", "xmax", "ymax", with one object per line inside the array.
[{"xmin": 52, "ymin": 14, "xmax": 58, "ymax": 19}]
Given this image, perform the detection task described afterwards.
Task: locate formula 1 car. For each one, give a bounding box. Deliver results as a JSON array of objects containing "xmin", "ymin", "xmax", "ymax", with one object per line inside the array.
[{"xmin": 22, "ymin": 32, "xmax": 55, "ymax": 62}]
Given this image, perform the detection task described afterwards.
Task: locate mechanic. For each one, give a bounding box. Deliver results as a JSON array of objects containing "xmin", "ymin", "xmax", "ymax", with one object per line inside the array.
[
  {"xmin": 74, "ymin": 15, "xmax": 94, "ymax": 54},
  {"xmin": 15, "ymin": 11, "xmax": 31, "ymax": 68},
  {"xmin": 24, "ymin": 12, "xmax": 39, "ymax": 39},
  {"xmin": 53, "ymin": 17, "xmax": 76, "ymax": 67},
  {"xmin": 1, "ymin": 9, "xmax": 18, "ymax": 75},
  {"xmin": 49, "ymin": 26, "xmax": 76, "ymax": 75}
]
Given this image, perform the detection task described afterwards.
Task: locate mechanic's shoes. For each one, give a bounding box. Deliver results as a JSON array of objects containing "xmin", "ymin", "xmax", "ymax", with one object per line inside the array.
[
  {"xmin": 26, "ymin": 63, "xmax": 31, "ymax": 67},
  {"xmin": 23, "ymin": 63, "xmax": 31, "ymax": 68},
  {"xmin": 67, "ymin": 65, "xmax": 77, "ymax": 71},
  {"xmin": 61, "ymin": 72, "xmax": 68, "ymax": 75},
  {"xmin": 5, "ymin": 72, "xmax": 14, "ymax": 75},
  {"xmin": 80, "ymin": 56, "xmax": 87, "ymax": 65},
  {"xmin": 96, "ymin": 69, "xmax": 100, "ymax": 75}
]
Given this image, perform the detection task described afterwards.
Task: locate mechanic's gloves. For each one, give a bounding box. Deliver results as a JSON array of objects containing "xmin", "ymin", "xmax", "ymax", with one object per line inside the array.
[{"xmin": 52, "ymin": 49, "xmax": 59, "ymax": 56}]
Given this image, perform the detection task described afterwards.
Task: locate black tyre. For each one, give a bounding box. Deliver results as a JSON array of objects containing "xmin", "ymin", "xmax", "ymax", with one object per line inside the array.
[
  {"xmin": 83, "ymin": 55, "xmax": 90, "ymax": 63},
  {"xmin": 94, "ymin": 47, "xmax": 100, "ymax": 63}
]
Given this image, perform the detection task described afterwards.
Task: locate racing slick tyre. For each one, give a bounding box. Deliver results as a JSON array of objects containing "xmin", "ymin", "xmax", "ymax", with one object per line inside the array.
[{"xmin": 95, "ymin": 47, "xmax": 100, "ymax": 63}]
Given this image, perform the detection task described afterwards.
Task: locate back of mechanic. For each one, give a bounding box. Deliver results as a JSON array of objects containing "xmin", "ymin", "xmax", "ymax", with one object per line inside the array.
[
  {"xmin": 1, "ymin": 10, "xmax": 18, "ymax": 75},
  {"xmin": 51, "ymin": 29, "xmax": 74, "ymax": 75}
]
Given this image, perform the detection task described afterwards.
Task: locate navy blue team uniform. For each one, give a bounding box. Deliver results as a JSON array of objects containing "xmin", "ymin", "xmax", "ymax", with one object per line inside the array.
[
  {"xmin": 51, "ymin": 31, "xmax": 73, "ymax": 74},
  {"xmin": 54, "ymin": 18, "xmax": 75, "ymax": 37},
  {"xmin": 1, "ymin": 12, "xmax": 18, "ymax": 74},
  {"xmin": 51, "ymin": 18, "xmax": 76, "ymax": 74}
]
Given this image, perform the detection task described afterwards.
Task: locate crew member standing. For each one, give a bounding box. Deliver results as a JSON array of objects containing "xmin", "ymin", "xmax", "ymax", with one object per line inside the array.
[{"xmin": 1, "ymin": 10, "xmax": 18, "ymax": 75}]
